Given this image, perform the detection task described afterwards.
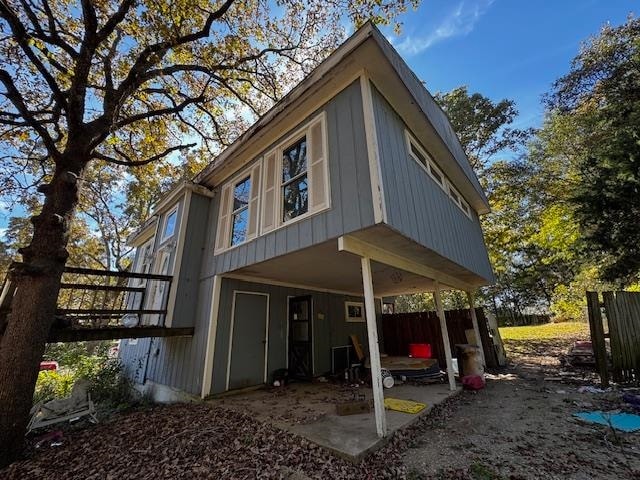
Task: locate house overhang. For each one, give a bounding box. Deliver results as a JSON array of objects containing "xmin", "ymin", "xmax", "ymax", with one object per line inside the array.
[
  {"xmin": 126, "ymin": 181, "xmax": 214, "ymax": 247},
  {"xmin": 193, "ymin": 23, "xmax": 490, "ymax": 215},
  {"xmin": 222, "ymin": 225, "xmax": 491, "ymax": 298}
]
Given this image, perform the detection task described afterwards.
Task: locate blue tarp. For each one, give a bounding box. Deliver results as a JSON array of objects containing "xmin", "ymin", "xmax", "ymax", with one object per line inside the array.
[{"xmin": 574, "ymin": 411, "xmax": 640, "ymax": 433}]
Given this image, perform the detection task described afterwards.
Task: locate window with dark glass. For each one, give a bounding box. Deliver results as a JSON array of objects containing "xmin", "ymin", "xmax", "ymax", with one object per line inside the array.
[
  {"xmin": 410, "ymin": 142, "xmax": 427, "ymax": 167},
  {"xmin": 428, "ymin": 164, "xmax": 443, "ymax": 185},
  {"xmin": 231, "ymin": 176, "xmax": 251, "ymax": 246},
  {"xmin": 282, "ymin": 137, "xmax": 308, "ymax": 222},
  {"xmin": 449, "ymin": 186, "xmax": 460, "ymax": 205}
]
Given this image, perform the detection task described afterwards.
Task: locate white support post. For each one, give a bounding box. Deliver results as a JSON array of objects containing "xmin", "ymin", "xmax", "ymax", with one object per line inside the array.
[
  {"xmin": 467, "ymin": 291, "xmax": 486, "ymax": 366},
  {"xmin": 361, "ymin": 256, "xmax": 387, "ymax": 438},
  {"xmin": 433, "ymin": 282, "xmax": 456, "ymax": 391},
  {"xmin": 201, "ymin": 275, "xmax": 222, "ymax": 398}
]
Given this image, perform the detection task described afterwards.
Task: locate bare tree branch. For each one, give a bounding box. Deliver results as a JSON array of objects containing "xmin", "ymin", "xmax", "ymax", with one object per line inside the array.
[
  {"xmin": 0, "ymin": 0, "xmax": 68, "ymax": 109},
  {"xmin": 0, "ymin": 69, "xmax": 59, "ymax": 156},
  {"xmin": 93, "ymin": 142, "xmax": 196, "ymax": 167}
]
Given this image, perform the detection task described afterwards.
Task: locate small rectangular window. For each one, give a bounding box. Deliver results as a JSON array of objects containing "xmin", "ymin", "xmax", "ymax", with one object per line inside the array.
[
  {"xmin": 410, "ymin": 142, "xmax": 427, "ymax": 167},
  {"xmin": 162, "ymin": 208, "xmax": 177, "ymax": 240},
  {"xmin": 282, "ymin": 137, "xmax": 309, "ymax": 222},
  {"xmin": 449, "ymin": 186, "xmax": 460, "ymax": 205},
  {"xmin": 429, "ymin": 163, "xmax": 444, "ymax": 185},
  {"xmin": 231, "ymin": 176, "xmax": 251, "ymax": 246}
]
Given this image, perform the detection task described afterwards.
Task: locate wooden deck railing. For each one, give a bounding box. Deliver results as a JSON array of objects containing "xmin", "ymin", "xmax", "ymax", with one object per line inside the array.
[
  {"xmin": 55, "ymin": 266, "xmax": 173, "ymax": 330},
  {"xmin": 0, "ymin": 263, "xmax": 194, "ymax": 342}
]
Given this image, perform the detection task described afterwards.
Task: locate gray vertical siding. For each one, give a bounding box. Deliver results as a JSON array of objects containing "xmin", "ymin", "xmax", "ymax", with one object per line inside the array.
[
  {"xmin": 204, "ymin": 80, "xmax": 375, "ymax": 277},
  {"xmin": 118, "ymin": 192, "xmax": 213, "ymax": 396},
  {"xmin": 171, "ymin": 194, "xmax": 211, "ymax": 328},
  {"xmin": 118, "ymin": 72, "xmax": 494, "ymax": 399},
  {"xmin": 211, "ymin": 278, "xmax": 382, "ymax": 395},
  {"xmin": 372, "ymin": 30, "xmax": 486, "ymax": 201},
  {"xmin": 372, "ymin": 85, "xmax": 494, "ymax": 281}
]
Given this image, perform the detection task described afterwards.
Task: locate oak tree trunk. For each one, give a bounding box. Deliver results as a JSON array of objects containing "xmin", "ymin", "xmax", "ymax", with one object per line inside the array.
[{"xmin": 0, "ymin": 159, "xmax": 85, "ymax": 467}]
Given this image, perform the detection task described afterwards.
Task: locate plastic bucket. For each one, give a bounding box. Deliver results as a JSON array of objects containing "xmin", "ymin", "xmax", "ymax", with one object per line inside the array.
[{"xmin": 408, "ymin": 343, "xmax": 432, "ymax": 358}]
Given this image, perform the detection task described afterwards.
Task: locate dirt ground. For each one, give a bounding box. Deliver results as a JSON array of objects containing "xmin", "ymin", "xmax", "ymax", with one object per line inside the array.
[
  {"xmin": 402, "ymin": 329, "xmax": 640, "ymax": 479},
  {"xmin": 3, "ymin": 325, "xmax": 640, "ymax": 479}
]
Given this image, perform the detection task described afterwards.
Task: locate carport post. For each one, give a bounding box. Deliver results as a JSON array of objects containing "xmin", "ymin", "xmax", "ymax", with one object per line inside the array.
[
  {"xmin": 360, "ymin": 256, "xmax": 387, "ymax": 438},
  {"xmin": 467, "ymin": 291, "xmax": 486, "ymax": 366},
  {"xmin": 433, "ymin": 282, "xmax": 456, "ymax": 391}
]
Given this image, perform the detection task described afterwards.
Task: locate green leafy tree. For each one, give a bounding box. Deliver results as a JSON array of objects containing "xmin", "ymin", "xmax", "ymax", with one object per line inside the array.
[
  {"xmin": 546, "ymin": 16, "xmax": 640, "ymax": 284},
  {"xmin": 397, "ymin": 88, "xmax": 531, "ymax": 312},
  {"xmin": 434, "ymin": 86, "xmax": 533, "ymax": 174},
  {"xmin": 0, "ymin": 0, "xmax": 417, "ymax": 465}
]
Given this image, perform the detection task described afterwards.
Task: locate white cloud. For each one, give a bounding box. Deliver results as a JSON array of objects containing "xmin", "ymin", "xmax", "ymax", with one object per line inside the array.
[{"xmin": 396, "ymin": 0, "xmax": 494, "ymax": 56}]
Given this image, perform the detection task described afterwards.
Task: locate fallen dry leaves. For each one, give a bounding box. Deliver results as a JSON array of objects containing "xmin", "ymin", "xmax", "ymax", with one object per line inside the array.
[{"xmin": 2, "ymin": 402, "xmax": 417, "ymax": 480}]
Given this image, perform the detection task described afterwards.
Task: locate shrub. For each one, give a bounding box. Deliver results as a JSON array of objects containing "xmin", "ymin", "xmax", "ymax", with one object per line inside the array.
[
  {"xmin": 35, "ymin": 343, "xmax": 134, "ymax": 409},
  {"xmin": 76, "ymin": 356, "xmax": 134, "ymax": 408},
  {"xmin": 34, "ymin": 370, "xmax": 75, "ymax": 404}
]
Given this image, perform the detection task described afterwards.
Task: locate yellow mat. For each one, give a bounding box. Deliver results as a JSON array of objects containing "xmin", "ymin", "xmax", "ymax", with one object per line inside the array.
[{"xmin": 384, "ymin": 397, "xmax": 426, "ymax": 414}]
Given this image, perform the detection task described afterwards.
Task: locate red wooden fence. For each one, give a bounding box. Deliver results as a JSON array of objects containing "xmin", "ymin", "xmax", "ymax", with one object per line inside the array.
[{"xmin": 381, "ymin": 308, "xmax": 498, "ymax": 368}]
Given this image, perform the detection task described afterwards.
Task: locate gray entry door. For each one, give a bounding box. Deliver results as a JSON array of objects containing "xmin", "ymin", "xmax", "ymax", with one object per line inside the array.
[{"xmin": 228, "ymin": 292, "xmax": 269, "ymax": 390}]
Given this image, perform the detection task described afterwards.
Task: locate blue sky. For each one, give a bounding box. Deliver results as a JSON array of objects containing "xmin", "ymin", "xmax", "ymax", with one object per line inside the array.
[
  {"xmin": 1, "ymin": 1, "xmax": 635, "ymax": 238},
  {"xmin": 384, "ymin": 0, "xmax": 635, "ymax": 131}
]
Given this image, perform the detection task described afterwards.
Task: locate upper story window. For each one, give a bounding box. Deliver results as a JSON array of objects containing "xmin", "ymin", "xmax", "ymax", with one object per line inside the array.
[
  {"xmin": 405, "ymin": 130, "xmax": 472, "ymax": 219},
  {"xmin": 231, "ymin": 176, "xmax": 251, "ymax": 246},
  {"xmin": 214, "ymin": 163, "xmax": 262, "ymax": 254},
  {"xmin": 448, "ymin": 182, "xmax": 471, "ymax": 218},
  {"xmin": 134, "ymin": 238, "xmax": 154, "ymax": 286},
  {"xmin": 214, "ymin": 113, "xmax": 329, "ymax": 254},
  {"xmin": 261, "ymin": 113, "xmax": 329, "ymax": 234},
  {"xmin": 161, "ymin": 206, "xmax": 178, "ymax": 241},
  {"xmin": 282, "ymin": 137, "xmax": 309, "ymax": 222}
]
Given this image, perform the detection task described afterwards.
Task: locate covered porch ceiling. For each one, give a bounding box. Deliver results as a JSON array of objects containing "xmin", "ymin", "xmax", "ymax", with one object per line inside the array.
[{"xmin": 227, "ymin": 225, "xmax": 488, "ymax": 297}]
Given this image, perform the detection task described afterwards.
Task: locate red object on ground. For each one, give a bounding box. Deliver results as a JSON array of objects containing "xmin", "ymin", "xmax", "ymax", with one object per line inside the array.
[
  {"xmin": 39, "ymin": 361, "xmax": 59, "ymax": 371},
  {"xmin": 462, "ymin": 374, "xmax": 486, "ymax": 390},
  {"xmin": 408, "ymin": 343, "xmax": 432, "ymax": 358}
]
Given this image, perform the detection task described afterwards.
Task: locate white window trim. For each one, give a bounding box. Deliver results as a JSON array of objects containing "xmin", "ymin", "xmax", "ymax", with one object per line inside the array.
[
  {"xmin": 229, "ymin": 174, "xmax": 252, "ymax": 247},
  {"xmin": 279, "ymin": 133, "xmax": 309, "ymax": 224},
  {"xmin": 160, "ymin": 204, "xmax": 179, "ymax": 242},
  {"xmin": 345, "ymin": 301, "xmax": 365, "ymax": 323},
  {"xmin": 405, "ymin": 130, "xmax": 472, "ymax": 220},
  {"xmin": 446, "ymin": 180, "xmax": 472, "ymax": 219},
  {"xmin": 263, "ymin": 112, "xmax": 330, "ymax": 234},
  {"xmin": 133, "ymin": 238, "xmax": 155, "ymax": 287},
  {"xmin": 216, "ymin": 162, "xmax": 262, "ymax": 254}
]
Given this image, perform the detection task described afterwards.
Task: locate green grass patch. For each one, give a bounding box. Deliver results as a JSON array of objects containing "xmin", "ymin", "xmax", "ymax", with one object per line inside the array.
[
  {"xmin": 469, "ymin": 462, "xmax": 503, "ymax": 480},
  {"xmin": 500, "ymin": 322, "xmax": 589, "ymax": 341}
]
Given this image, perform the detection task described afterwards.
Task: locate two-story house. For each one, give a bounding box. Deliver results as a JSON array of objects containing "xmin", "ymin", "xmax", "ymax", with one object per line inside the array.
[{"xmin": 118, "ymin": 22, "xmax": 494, "ymax": 438}]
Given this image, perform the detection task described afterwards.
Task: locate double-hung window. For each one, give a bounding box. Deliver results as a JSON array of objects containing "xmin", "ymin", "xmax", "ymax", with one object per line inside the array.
[
  {"xmin": 281, "ymin": 137, "xmax": 309, "ymax": 222},
  {"xmin": 261, "ymin": 113, "xmax": 329, "ymax": 234},
  {"xmin": 230, "ymin": 176, "xmax": 251, "ymax": 246},
  {"xmin": 214, "ymin": 113, "xmax": 329, "ymax": 253},
  {"xmin": 214, "ymin": 163, "xmax": 262, "ymax": 254}
]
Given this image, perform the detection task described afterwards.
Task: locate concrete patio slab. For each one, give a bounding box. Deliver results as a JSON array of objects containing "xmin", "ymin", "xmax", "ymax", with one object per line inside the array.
[
  {"xmin": 289, "ymin": 383, "xmax": 460, "ymax": 460},
  {"xmin": 210, "ymin": 382, "xmax": 460, "ymax": 461}
]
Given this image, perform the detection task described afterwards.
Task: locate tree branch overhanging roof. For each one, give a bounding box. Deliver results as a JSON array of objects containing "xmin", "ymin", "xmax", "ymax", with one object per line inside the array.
[{"xmin": 192, "ymin": 22, "xmax": 490, "ymax": 213}]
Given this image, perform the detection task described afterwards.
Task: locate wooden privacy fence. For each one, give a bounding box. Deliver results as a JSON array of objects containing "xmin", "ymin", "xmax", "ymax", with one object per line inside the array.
[
  {"xmin": 587, "ymin": 291, "xmax": 640, "ymax": 385},
  {"xmin": 494, "ymin": 309, "xmax": 550, "ymax": 327},
  {"xmin": 382, "ymin": 308, "xmax": 498, "ymax": 368}
]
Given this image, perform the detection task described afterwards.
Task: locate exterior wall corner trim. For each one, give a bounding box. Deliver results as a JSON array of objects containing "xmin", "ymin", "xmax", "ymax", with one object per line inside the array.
[{"xmin": 360, "ymin": 73, "xmax": 387, "ymax": 224}]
